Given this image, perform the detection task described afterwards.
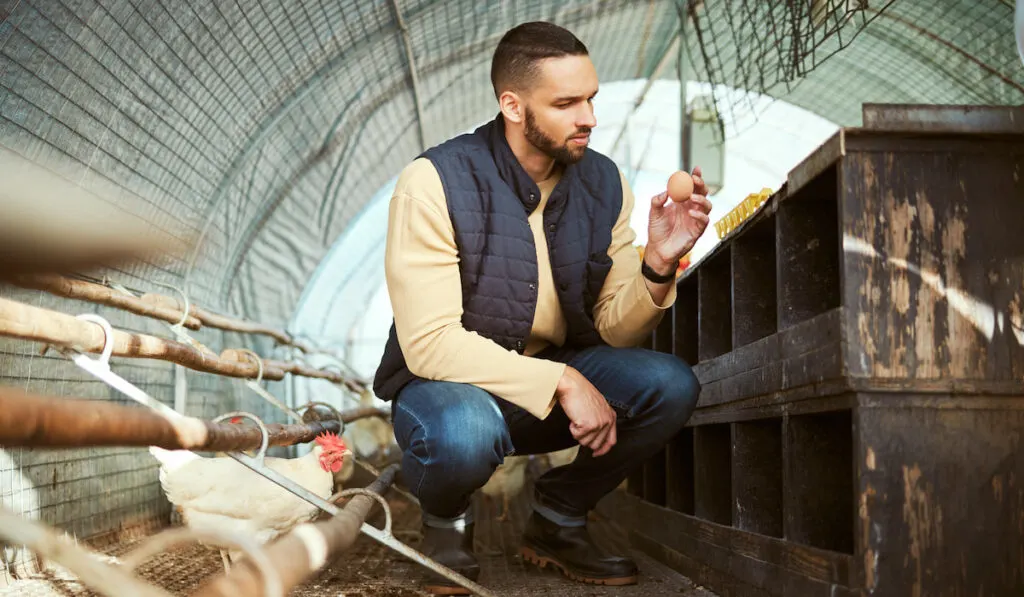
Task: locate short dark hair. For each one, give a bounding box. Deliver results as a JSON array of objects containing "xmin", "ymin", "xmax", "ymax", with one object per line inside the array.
[{"xmin": 490, "ymin": 21, "xmax": 589, "ymax": 97}]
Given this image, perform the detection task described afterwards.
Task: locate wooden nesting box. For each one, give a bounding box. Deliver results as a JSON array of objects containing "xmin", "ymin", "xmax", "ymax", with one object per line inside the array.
[{"xmin": 613, "ymin": 105, "xmax": 1024, "ymax": 597}]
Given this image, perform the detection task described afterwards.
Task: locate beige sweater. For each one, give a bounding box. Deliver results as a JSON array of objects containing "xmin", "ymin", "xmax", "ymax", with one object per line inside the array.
[{"xmin": 384, "ymin": 158, "xmax": 677, "ymax": 419}]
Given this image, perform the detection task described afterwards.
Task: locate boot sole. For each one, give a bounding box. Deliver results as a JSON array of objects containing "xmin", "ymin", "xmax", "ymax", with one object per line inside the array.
[{"xmin": 520, "ymin": 546, "xmax": 638, "ymax": 586}]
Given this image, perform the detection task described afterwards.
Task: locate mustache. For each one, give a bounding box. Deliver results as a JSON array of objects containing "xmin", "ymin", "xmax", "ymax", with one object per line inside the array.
[{"xmin": 567, "ymin": 127, "xmax": 592, "ymax": 140}]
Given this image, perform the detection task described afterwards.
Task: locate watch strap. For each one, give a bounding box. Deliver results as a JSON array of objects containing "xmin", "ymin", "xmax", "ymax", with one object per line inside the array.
[{"xmin": 641, "ymin": 259, "xmax": 676, "ymax": 283}]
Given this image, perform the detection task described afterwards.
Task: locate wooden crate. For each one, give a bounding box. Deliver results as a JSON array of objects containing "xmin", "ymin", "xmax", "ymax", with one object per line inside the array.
[{"xmin": 619, "ymin": 105, "xmax": 1024, "ymax": 597}]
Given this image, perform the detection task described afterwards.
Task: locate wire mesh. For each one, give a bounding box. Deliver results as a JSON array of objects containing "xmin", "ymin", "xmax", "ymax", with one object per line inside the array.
[
  {"xmin": 683, "ymin": 0, "xmax": 1024, "ymax": 137},
  {"xmin": 2, "ymin": 0, "xmax": 1023, "ymax": 576}
]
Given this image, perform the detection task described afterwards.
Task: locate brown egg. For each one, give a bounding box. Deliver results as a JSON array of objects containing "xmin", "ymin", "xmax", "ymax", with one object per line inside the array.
[{"xmin": 667, "ymin": 170, "xmax": 694, "ymax": 202}]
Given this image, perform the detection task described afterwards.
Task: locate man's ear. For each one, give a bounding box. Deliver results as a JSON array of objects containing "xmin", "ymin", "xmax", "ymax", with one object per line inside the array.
[{"xmin": 499, "ymin": 91, "xmax": 525, "ymax": 124}]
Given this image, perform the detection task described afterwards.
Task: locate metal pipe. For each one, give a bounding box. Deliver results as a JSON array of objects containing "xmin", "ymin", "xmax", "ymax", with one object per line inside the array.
[
  {"xmin": 138, "ymin": 291, "xmax": 297, "ymax": 346},
  {"xmin": 390, "ymin": 0, "xmax": 428, "ymax": 151},
  {"xmin": 0, "ymin": 297, "xmax": 345, "ymax": 384},
  {"xmin": 9, "ymin": 274, "xmax": 203, "ymax": 330},
  {"xmin": 0, "ymin": 387, "xmax": 346, "ymax": 451},
  {"xmin": 188, "ymin": 466, "xmax": 401, "ymax": 597},
  {"xmin": 0, "ymin": 505, "xmax": 173, "ymax": 597},
  {"xmin": 608, "ymin": 32, "xmax": 682, "ymax": 159}
]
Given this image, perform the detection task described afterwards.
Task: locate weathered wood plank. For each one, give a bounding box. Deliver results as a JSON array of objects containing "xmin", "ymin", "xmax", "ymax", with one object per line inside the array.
[
  {"xmin": 840, "ymin": 136, "xmax": 1024, "ymax": 384},
  {"xmin": 687, "ymin": 390, "xmax": 856, "ymax": 426},
  {"xmin": 600, "ymin": 491, "xmax": 858, "ymax": 592},
  {"xmin": 855, "ymin": 398, "xmax": 1024, "ymax": 597},
  {"xmin": 693, "ymin": 309, "xmax": 842, "ymax": 386},
  {"xmin": 696, "ymin": 319, "xmax": 845, "ymax": 407}
]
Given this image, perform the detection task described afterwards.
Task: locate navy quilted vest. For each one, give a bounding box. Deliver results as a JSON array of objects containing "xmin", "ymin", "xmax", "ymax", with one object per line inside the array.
[{"xmin": 373, "ymin": 115, "xmax": 623, "ymax": 402}]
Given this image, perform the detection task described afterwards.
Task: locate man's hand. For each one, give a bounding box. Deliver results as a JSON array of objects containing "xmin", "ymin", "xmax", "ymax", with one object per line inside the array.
[
  {"xmin": 645, "ymin": 165, "xmax": 713, "ymax": 274},
  {"xmin": 555, "ymin": 366, "xmax": 617, "ymax": 456}
]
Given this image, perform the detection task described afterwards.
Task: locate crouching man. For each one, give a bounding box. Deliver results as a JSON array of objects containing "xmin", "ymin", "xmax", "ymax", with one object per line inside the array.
[{"xmin": 373, "ymin": 20, "xmax": 710, "ymax": 594}]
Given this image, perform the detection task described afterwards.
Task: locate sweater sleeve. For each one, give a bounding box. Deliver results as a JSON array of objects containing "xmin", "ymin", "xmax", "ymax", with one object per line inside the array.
[
  {"xmin": 384, "ymin": 158, "xmax": 565, "ymax": 419},
  {"xmin": 592, "ymin": 168, "xmax": 678, "ymax": 347}
]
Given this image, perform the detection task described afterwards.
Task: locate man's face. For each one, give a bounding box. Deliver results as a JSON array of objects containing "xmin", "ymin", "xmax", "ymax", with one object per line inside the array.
[{"xmin": 521, "ymin": 55, "xmax": 599, "ymax": 164}]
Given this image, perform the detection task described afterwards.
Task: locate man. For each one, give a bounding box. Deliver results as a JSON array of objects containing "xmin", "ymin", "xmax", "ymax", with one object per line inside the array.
[{"xmin": 374, "ymin": 21, "xmax": 710, "ymax": 593}]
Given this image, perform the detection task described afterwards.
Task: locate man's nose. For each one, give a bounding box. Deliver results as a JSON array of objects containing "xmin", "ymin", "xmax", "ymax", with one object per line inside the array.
[{"xmin": 577, "ymin": 104, "xmax": 596, "ymax": 129}]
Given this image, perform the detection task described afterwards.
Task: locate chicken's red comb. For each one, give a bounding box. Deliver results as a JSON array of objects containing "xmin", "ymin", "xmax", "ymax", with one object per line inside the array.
[{"xmin": 315, "ymin": 431, "xmax": 347, "ymax": 452}]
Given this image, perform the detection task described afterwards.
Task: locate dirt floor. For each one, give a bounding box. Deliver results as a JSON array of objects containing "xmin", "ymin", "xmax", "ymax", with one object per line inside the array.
[{"xmin": 0, "ymin": 470, "xmax": 716, "ymax": 597}]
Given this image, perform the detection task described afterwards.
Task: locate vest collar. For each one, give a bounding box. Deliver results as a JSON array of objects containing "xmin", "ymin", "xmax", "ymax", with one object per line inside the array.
[{"xmin": 481, "ymin": 114, "xmax": 577, "ymax": 214}]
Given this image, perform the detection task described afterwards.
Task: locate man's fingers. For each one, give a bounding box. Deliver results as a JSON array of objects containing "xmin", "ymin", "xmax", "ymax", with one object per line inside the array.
[
  {"xmin": 592, "ymin": 426, "xmax": 613, "ymax": 456},
  {"xmin": 650, "ymin": 191, "xmax": 669, "ymax": 210},
  {"xmin": 572, "ymin": 424, "xmax": 600, "ymax": 446},
  {"xmin": 594, "ymin": 423, "xmax": 617, "ymax": 457},
  {"xmin": 588, "ymin": 425, "xmax": 610, "ymax": 455},
  {"xmin": 692, "ymin": 165, "xmax": 703, "ymax": 178},
  {"xmin": 689, "ymin": 210, "xmax": 710, "ymax": 226},
  {"xmin": 686, "ymin": 194, "xmax": 713, "ymax": 214}
]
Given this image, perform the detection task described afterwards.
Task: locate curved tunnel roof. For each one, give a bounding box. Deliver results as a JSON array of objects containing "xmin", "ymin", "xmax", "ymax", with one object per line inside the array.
[{"xmin": 1, "ymin": 0, "xmax": 1021, "ymax": 337}]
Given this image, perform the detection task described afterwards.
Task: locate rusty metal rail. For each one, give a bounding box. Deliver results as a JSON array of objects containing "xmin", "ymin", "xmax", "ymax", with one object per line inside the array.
[
  {"xmin": 188, "ymin": 465, "xmax": 401, "ymax": 597},
  {"xmin": 9, "ymin": 274, "xmax": 204, "ymax": 330},
  {"xmin": 0, "ymin": 386, "xmax": 374, "ymax": 451},
  {"xmin": 136, "ymin": 290, "xmax": 306, "ymax": 349},
  {"xmin": 0, "ymin": 298, "xmax": 356, "ymax": 385},
  {"xmin": 0, "ymin": 505, "xmax": 175, "ymax": 597},
  {"xmin": 8, "ymin": 272, "xmax": 356, "ymax": 361}
]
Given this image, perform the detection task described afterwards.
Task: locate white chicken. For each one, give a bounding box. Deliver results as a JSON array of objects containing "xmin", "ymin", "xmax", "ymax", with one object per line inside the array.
[
  {"xmin": 479, "ymin": 455, "xmax": 530, "ymax": 523},
  {"xmin": 150, "ymin": 432, "xmax": 351, "ymax": 571}
]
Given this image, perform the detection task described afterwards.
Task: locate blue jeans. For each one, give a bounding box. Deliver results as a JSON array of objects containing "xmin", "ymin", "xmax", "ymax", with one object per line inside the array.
[{"xmin": 391, "ymin": 345, "xmax": 700, "ymax": 527}]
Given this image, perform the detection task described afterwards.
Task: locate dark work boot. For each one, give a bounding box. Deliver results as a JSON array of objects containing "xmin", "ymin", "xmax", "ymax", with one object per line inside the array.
[
  {"xmin": 520, "ymin": 511, "xmax": 638, "ymax": 585},
  {"xmin": 419, "ymin": 522, "xmax": 480, "ymax": 595}
]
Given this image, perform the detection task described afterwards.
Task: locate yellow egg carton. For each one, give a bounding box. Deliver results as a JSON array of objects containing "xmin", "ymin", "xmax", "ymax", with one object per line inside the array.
[{"xmin": 714, "ymin": 187, "xmax": 773, "ymax": 239}]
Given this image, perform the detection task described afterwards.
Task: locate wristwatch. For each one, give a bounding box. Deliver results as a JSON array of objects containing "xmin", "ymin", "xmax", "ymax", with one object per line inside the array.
[{"xmin": 641, "ymin": 259, "xmax": 676, "ymax": 284}]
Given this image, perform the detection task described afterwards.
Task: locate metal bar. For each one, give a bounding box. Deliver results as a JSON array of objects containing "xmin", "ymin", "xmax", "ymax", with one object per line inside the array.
[
  {"xmin": 0, "ymin": 386, "xmax": 343, "ymax": 451},
  {"xmin": 186, "ymin": 468, "xmax": 399, "ymax": 597},
  {"xmin": 0, "ymin": 298, "xmax": 347, "ymax": 383},
  {"xmin": 861, "ymin": 104, "xmax": 1024, "ymax": 134},
  {"xmin": 54, "ymin": 326, "xmax": 480, "ymax": 595},
  {"xmin": 677, "ymin": 12, "xmax": 692, "ymax": 174},
  {"xmin": 9, "ymin": 274, "xmax": 203, "ymax": 330},
  {"xmin": 390, "ymin": 0, "xmax": 428, "ymax": 151},
  {"xmin": 217, "ymin": 454, "xmax": 497, "ymax": 597},
  {"xmin": 134, "ymin": 291, "xmax": 295, "ymax": 346},
  {"xmin": 0, "ymin": 505, "xmax": 173, "ymax": 597},
  {"xmin": 608, "ymin": 31, "xmax": 681, "ymax": 159}
]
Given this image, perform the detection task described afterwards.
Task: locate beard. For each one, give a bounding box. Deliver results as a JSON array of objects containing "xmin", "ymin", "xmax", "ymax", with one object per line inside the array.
[{"xmin": 524, "ymin": 108, "xmax": 590, "ymax": 165}]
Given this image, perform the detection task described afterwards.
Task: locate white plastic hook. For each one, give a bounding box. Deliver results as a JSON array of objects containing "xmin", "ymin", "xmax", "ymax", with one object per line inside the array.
[
  {"xmin": 75, "ymin": 313, "xmax": 114, "ymax": 367},
  {"xmin": 149, "ymin": 280, "xmax": 191, "ymax": 329},
  {"xmin": 64, "ymin": 316, "xmax": 184, "ymax": 420},
  {"xmin": 234, "ymin": 352, "xmax": 304, "ymax": 423},
  {"xmin": 298, "ymin": 401, "xmax": 346, "ymax": 435},
  {"xmin": 214, "ymin": 411, "xmax": 270, "ymax": 463},
  {"xmin": 238, "ymin": 348, "xmax": 265, "ymax": 384}
]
